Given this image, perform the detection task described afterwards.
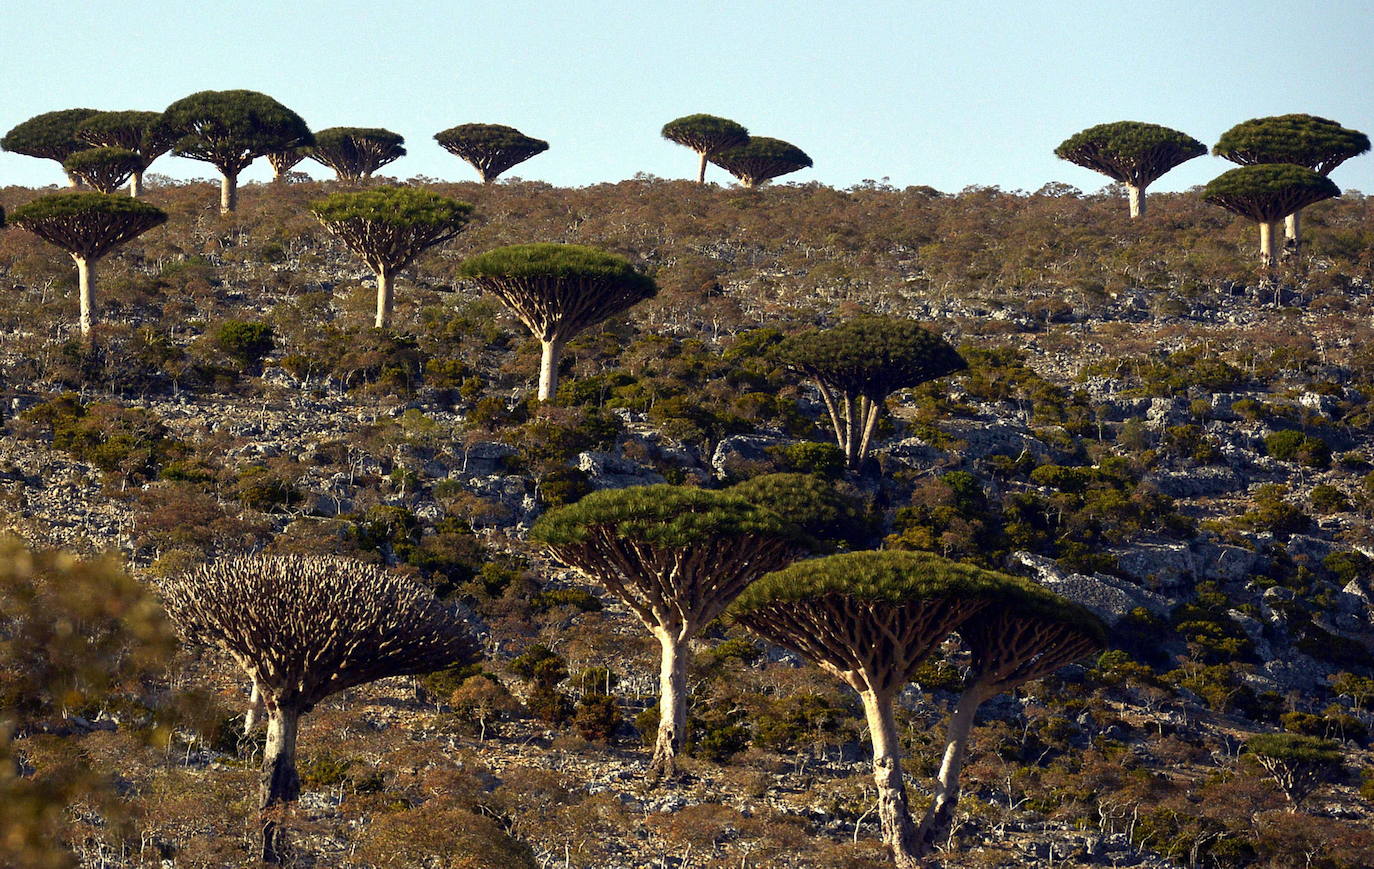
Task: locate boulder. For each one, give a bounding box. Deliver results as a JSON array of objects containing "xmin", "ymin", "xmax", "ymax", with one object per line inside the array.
[
  {"xmin": 1113, "ymin": 542, "xmax": 1195, "ymax": 591},
  {"xmin": 1011, "ymin": 552, "xmax": 1172, "ymax": 626},
  {"xmin": 575, "ymin": 451, "xmax": 665, "ymax": 490},
  {"xmin": 711, "ymin": 434, "xmax": 785, "ymax": 479},
  {"xmin": 1142, "ymin": 467, "xmax": 1242, "ymax": 499}
]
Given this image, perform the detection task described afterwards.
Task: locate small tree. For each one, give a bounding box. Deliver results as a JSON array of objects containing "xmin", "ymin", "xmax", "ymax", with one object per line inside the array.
[
  {"xmin": 308, "ymin": 127, "xmax": 407, "ymax": 181},
  {"xmin": 1245, "ymin": 733, "xmax": 1344, "ymax": 808},
  {"xmin": 1214, "ymin": 114, "xmax": 1369, "ymax": 243},
  {"xmin": 310, "ymin": 186, "xmax": 473, "ymax": 328},
  {"xmin": 458, "ymin": 244, "xmax": 657, "ymax": 401},
  {"xmin": 161, "ymin": 90, "xmax": 314, "ymax": 213},
  {"xmin": 75, "ymin": 110, "xmax": 177, "ymax": 197},
  {"xmin": 916, "ymin": 581, "xmax": 1105, "ymax": 855},
  {"xmin": 732, "ymin": 551, "xmax": 1001, "ymax": 868},
  {"xmin": 708, "ymin": 136, "xmax": 812, "ymax": 188},
  {"xmin": 1054, "ymin": 121, "xmax": 1206, "ymax": 217},
  {"xmin": 62, "ymin": 147, "xmax": 143, "ymax": 194},
  {"xmin": 1, "ymin": 109, "xmax": 101, "ymax": 186},
  {"xmin": 1202, "ymin": 164, "xmax": 1339, "ymax": 269},
  {"xmin": 160, "ymin": 554, "xmax": 478, "ymax": 863},
  {"xmin": 434, "ymin": 123, "xmax": 548, "ymax": 183},
  {"xmin": 9, "ymin": 193, "xmax": 167, "ymax": 336},
  {"xmin": 266, "ymin": 148, "xmax": 307, "ymax": 181},
  {"xmin": 530, "ymin": 485, "xmax": 801, "ymax": 778},
  {"xmin": 661, "ymin": 114, "xmax": 749, "ymax": 183},
  {"xmin": 775, "ymin": 316, "xmax": 966, "ymax": 469}
]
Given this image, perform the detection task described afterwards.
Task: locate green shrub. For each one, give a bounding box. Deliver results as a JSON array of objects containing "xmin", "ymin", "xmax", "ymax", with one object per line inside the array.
[
  {"xmin": 212, "ymin": 320, "xmax": 274, "ymax": 369},
  {"xmin": 1265, "ymin": 430, "xmax": 1330, "ymax": 468},
  {"xmin": 572, "ymin": 694, "xmax": 620, "ymax": 742}
]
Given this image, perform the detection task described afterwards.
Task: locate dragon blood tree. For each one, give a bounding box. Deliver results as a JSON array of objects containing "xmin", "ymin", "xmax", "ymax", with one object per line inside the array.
[
  {"xmin": 266, "ymin": 147, "xmax": 307, "ymax": 181},
  {"xmin": 434, "ymin": 123, "xmax": 548, "ymax": 183},
  {"xmin": 458, "ymin": 243, "xmax": 657, "ymax": 401},
  {"xmin": 731, "ymin": 550, "xmax": 1000, "ymax": 868},
  {"xmin": 308, "ymin": 126, "xmax": 407, "ymax": 181},
  {"xmin": 1202, "ymin": 164, "xmax": 1339, "ymax": 271},
  {"xmin": 1054, "ymin": 121, "xmax": 1206, "ymax": 218},
  {"xmin": 530, "ymin": 485, "xmax": 802, "ymax": 779},
  {"xmin": 915, "ymin": 577, "xmax": 1105, "ymax": 857},
  {"xmin": 1214, "ymin": 114, "xmax": 1369, "ymax": 244},
  {"xmin": 62, "ymin": 147, "xmax": 143, "ymax": 194},
  {"xmin": 160, "ymin": 554, "xmax": 479, "ymax": 864},
  {"xmin": 161, "ymin": 89, "xmax": 313, "ymax": 213},
  {"xmin": 75, "ymin": 111, "xmax": 178, "ymax": 197},
  {"xmin": 661, "ymin": 114, "xmax": 749, "ymax": 183},
  {"xmin": 775, "ymin": 315, "xmax": 966, "ymax": 470},
  {"xmin": 9, "ymin": 193, "xmax": 166, "ymax": 336},
  {"xmin": 708, "ymin": 136, "xmax": 813, "ymax": 188},
  {"xmin": 309, "ymin": 186, "xmax": 473, "ymax": 328},
  {"xmin": 1, "ymin": 108, "xmax": 101, "ymax": 186}
]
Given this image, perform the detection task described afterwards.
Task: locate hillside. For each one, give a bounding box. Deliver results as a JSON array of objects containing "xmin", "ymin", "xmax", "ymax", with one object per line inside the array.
[{"xmin": 1, "ymin": 175, "xmax": 1373, "ymax": 868}]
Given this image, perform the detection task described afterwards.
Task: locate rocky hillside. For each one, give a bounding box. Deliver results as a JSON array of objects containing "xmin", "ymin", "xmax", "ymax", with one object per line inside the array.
[{"xmin": 1, "ymin": 176, "xmax": 1372, "ymax": 867}]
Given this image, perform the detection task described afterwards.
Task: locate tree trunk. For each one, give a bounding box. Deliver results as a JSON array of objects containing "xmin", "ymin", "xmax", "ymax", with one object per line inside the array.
[
  {"xmin": 917, "ymin": 684, "xmax": 989, "ymax": 855},
  {"xmin": 73, "ymin": 255, "xmax": 95, "ymax": 337},
  {"xmin": 1258, "ymin": 220, "xmax": 1278, "ymax": 271},
  {"xmin": 1285, "ymin": 209, "xmax": 1302, "ymax": 247},
  {"xmin": 650, "ymin": 629, "xmax": 690, "ymax": 780},
  {"xmin": 244, "ymin": 679, "xmax": 264, "ymax": 734},
  {"xmin": 374, "ymin": 267, "xmax": 394, "ymax": 329},
  {"xmin": 860, "ymin": 689, "xmax": 920, "ymax": 868},
  {"xmin": 855, "ymin": 397, "xmax": 883, "ymax": 469},
  {"xmin": 537, "ymin": 337, "xmax": 564, "ymax": 402},
  {"xmin": 1126, "ymin": 183, "xmax": 1146, "ymax": 218},
  {"xmin": 260, "ymin": 706, "xmax": 301, "ymax": 864},
  {"xmin": 129, "ymin": 171, "xmax": 143, "ymax": 198},
  {"xmin": 696, "ymin": 151, "xmax": 708, "ymax": 184},
  {"xmin": 220, "ymin": 172, "xmax": 238, "ymax": 214}
]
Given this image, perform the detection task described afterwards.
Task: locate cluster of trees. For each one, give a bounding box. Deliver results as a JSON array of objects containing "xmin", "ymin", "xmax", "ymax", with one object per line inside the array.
[
  {"xmin": 660, "ymin": 113, "xmax": 813, "ymax": 187},
  {"xmin": 1056, "ymin": 114, "xmax": 1368, "ymax": 266}
]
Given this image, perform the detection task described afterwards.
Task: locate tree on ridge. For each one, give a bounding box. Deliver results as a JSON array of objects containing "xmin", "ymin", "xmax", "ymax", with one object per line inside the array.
[
  {"xmin": 63, "ymin": 148, "xmax": 143, "ymax": 194},
  {"xmin": 308, "ymin": 127, "xmax": 407, "ymax": 181},
  {"xmin": 661, "ymin": 114, "xmax": 749, "ymax": 183},
  {"xmin": 1202, "ymin": 164, "xmax": 1339, "ymax": 273},
  {"xmin": 2, "ymin": 109, "xmax": 102, "ymax": 187},
  {"xmin": 1055, "ymin": 121, "xmax": 1206, "ymax": 218},
  {"xmin": 709, "ymin": 136, "xmax": 812, "ymax": 188},
  {"xmin": 76, "ymin": 110, "xmax": 177, "ymax": 197},
  {"xmin": 435, "ymin": 123, "xmax": 548, "ymax": 183}
]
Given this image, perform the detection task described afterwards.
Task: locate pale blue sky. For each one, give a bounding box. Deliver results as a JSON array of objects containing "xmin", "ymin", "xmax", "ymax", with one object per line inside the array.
[{"xmin": 3, "ymin": 1, "xmax": 1373, "ymax": 194}]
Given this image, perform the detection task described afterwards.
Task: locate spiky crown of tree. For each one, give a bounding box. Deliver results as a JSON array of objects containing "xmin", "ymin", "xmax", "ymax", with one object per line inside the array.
[
  {"xmin": 734, "ymin": 549, "xmax": 1005, "ymax": 611},
  {"xmin": 709, "ymin": 136, "xmax": 813, "ymax": 185},
  {"xmin": 63, "ymin": 148, "xmax": 143, "ymax": 193},
  {"xmin": 1, "ymin": 108, "xmax": 101, "ymax": 161},
  {"xmin": 159, "ymin": 554, "xmax": 478, "ymax": 711},
  {"xmin": 660, "ymin": 114, "xmax": 750, "ymax": 153},
  {"xmin": 1054, "ymin": 121, "xmax": 1206, "ymax": 186},
  {"xmin": 434, "ymin": 123, "xmax": 548, "ymax": 180},
  {"xmin": 161, "ymin": 90, "xmax": 314, "ymax": 172},
  {"xmin": 727, "ymin": 472, "xmax": 867, "ymax": 552},
  {"xmin": 774, "ymin": 315, "xmax": 966, "ymax": 400},
  {"xmin": 309, "ymin": 187, "xmax": 473, "ymax": 270},
  {"xmin": 1245, "ymin": 732, "xmax": 1343, "ymax": 762},
  {"xmin": 531, "ymin": 484, "xmax": 797, "ymax": 549},
  {"xmin": 75, "ymin": 110, "xmax": 176, "ymax": 161},
  {"xmin": 1202, "ymin": 164, "xmax": 1340, "ymax": 221},
  {"xmin": 308, "ymin": 127, "xmax": 407, "ymax": 178},
  {"xmin": 1214, "ymin": 114, "xmax": 1370, "ymax": 175},
  {"xmin": 8, "ymin": 192, "xmax": 167, "ymax": 258}
]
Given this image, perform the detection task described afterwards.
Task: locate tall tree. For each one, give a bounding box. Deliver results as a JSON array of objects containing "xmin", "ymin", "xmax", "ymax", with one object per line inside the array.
[
  {"xmin": 916, "ymin": 581, "xmax": 1104, "ymax": 856},
  {"xmin": 661, "ymin": 114, "xmax": 749, "ymax": 183},
  {"xmin": 75, "ymin": 110, "xmax": 177, "ymax": 197},
  {"xmin": 160, "ymin": 90, "xmax": 313, "ymax": 213},
  {"xmin": 1214, "ymin": 114, "xmax": 1370, "ymax": 243},
  {"xmin": 1202, "ymin": 164, "xmax": 1339, "ymax": 270},
  {"xmin": 309, "ymin": 187, "xmax": 473, "ymax": 328},
  {"xmin": 708, "ymin": 136, "xmax": 812, "ymax": 188},
  {"xmin": 458, "ymin": 244, "xmax": 657, "ymax": 401},
  {"xmin": 9, "ymin": 193, "xmax": 167, "ymax": 335},
  {"xmin": 308, "ymin": 127, "xmax": 406, "ymax": 181},
  {"xmin": 159, "ymin": 554, "xmax": 478, "ymax": 864},
  {"xmin": 1054, "ymin": 121, "xmax": 1206, "ymax": 217},
  {"xmin": 732, "ymin": 550, "xmax": 1000, "ymax": 868},
  {"xmin": 1, "ymin": 109, "xmax": 101, "ymax": 187},
  {"xmin": 434, "ymin": 123, "xmax": 548, "ymax": 183},
  {"xmin": 530, "ymin": 485, "xmax": 801, "ymax": 779},
  {"xmin": 62, "ymin": 148, "xmax": 143, "ymax": 194},
  {"xmin": 775, "ymin": 316, "xmax": 966, "ymax": 469}
]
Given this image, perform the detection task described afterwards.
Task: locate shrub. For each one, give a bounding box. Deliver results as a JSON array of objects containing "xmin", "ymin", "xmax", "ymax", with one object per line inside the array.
[
  {"xmin": 212, "ymin": 320, "xmax": 274, "ymax": 369},
  {"xmin": 1265, "ymin": 429, "xmax": 1330, "ymax": 468},
  {"xmin": 572, "ymin": 694, "xmax": 620, "ymax": 743}
]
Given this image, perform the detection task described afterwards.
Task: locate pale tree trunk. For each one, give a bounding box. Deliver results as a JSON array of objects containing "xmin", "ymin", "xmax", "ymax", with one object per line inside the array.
[
  {"xmin": 696, "ymin": 151, "xmax": 708, "ymax": 184},
  {"xmin": 1258, "ymin": 221, "xmax": 1278, "ymax": 270},
  {"xmin": 244, "ymin": 679, "xmax": 264, "ymax": 734},
  {"xmin": 650, "ymin": 629, "xmax": 690, "ymax": 780},
  {"xmin": 537, "ymin": 337, "xmax": 564, "ymax": 402},
  {"xmin": 1285, "ymin": 209, "xmax": 1302, "ymax": 247},
  {"xmin": 65, "ymin": 173, "xmax": 81, "ymax": 189},
  {"xmin": 129, "ymin": 171, "xmax": 143, "ymax": 198},
  {"xmin": 73, "ymin": 255, "xmax": 96, "ymax": 336},
  {"xmin": 854, "ymin": 396, "xmax": 883, "ymax": 469},
  {"xmin": 1126, "ymin": 183, "xmax": 1147, "ymax": 218},
  {"xmin": 860, "ymin": 689, "xmax": 920, "ymax": 868},
  {"xmin": 220, "ymin": 172, "xmax": 238, "ymax": 214},
  {"xmin": 917, "ymin": 684, "xmax": 990, "ymax": 856},
  {"xmin": 374, "ymin": 267, "xmax": 394, "ymax": 329},
  {"xmin": 261, "ymin": 706, "xmax": 301, "ymax": 864}
]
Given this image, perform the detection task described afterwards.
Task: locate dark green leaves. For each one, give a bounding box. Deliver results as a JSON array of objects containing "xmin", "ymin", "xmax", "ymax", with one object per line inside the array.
[
  {"xmin": 9, "ymin": 192, "xmax": 167, "ymax": 259},
  {"xmin": 775, "ymin": 315, "xmax": 966, "ymax": 401},
  {"xmin": 661, "ymin": 114, "xmax": 749, "ymax": 154},
  {"xmin": 63, "ymin": 147, "xmax": 143, "ymax": 193},
  {"xmin": 530, "ymin": 484, "xmax": 795, "ymax": 549},
  {"xmin": 310, "ymin": 186, "xmax": 471, "ymax": 229},
  {"xmin": 708, "ymin": 137, "xmax": 812, "ymax": 188},
  {"xmin": 1202, "ymin": 164, "xmax": 1340, "ymax": 222},
  {"xmin": 308, "ymin": 127, "xmax": 406, "ymax": 181},
  {"xmin": 1215, "ymin": 114, "xmax": 1369, "ymax": 175},
  {"xmin": 161, "ymin": 90, "xmax": 313, "ymax": 174},
  {"xmin": 459, "ymin": 243, "xmax": 655, "ymax": 294},
  {"xmin": 434, "ymin": 123, "xmax": 548, "ymax": 182},
  {"xmin": 1055, "ymin": 121, "xmax": 1205, "ymax": 186},
  {"xmin": 1, "ymin": 109, "xmax": 101, "ymax": 162}
]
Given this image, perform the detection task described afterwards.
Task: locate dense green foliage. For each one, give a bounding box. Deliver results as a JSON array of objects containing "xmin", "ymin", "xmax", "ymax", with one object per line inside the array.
[
  {"xmin": 62, "ymin": 147, "xmax": 142, "ymax": 194},
  {"xmin": 1202, "ymin": 164, "xmax": 1341, "ymax": 221},
  {"xmin": 9, "ymin": 192, "xmax": 167, "ymax": 258},
  {"xmin": 708, "ymin": 136, "xmax": 812, "ymax": 188},
  {"xmin": 434, "ymin": 123, "xmax": 548, "ymax": 183},
  {"xmin": 733, "ymin": 549, "xmax": 1008, "ymax": 611},
  {"xmin": 727, "ymin": 472, "xmax": 867, "ymax": 551},
  {"xmin": 307, "ymin": 127, "xmax": 406, "ymax": 181},
  {"xmin": 1215, "ymin": 114, "xmax": 1370, "ymax": 175},
  {"xmin": 530, "ymin": 484, "xmax": 794, "ymax": 548},
  {"xmin": 1055, "ymin": 121, "xmax": 1206, "ymax": 186},
  {"xmin": 310, "ymin": 186, "xmax": 472, "ymax": 231},
  {"xmin": 776, "ymin": 315, "xmax": 965, "ymax": 400},
  {"xmin": 661, "ymin": 114, "xmax": 749, "ymax": 153},
  {"xmin": 161, "ymin": 90, "xmax": 313, "ymax": 175},
  {"xmin": 459, "ymin": 242, "xmax": 654, "ymax": 291},
  {"xmin": 1, "ymin": 108, "xmax": 101, "ymax": 163}
]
